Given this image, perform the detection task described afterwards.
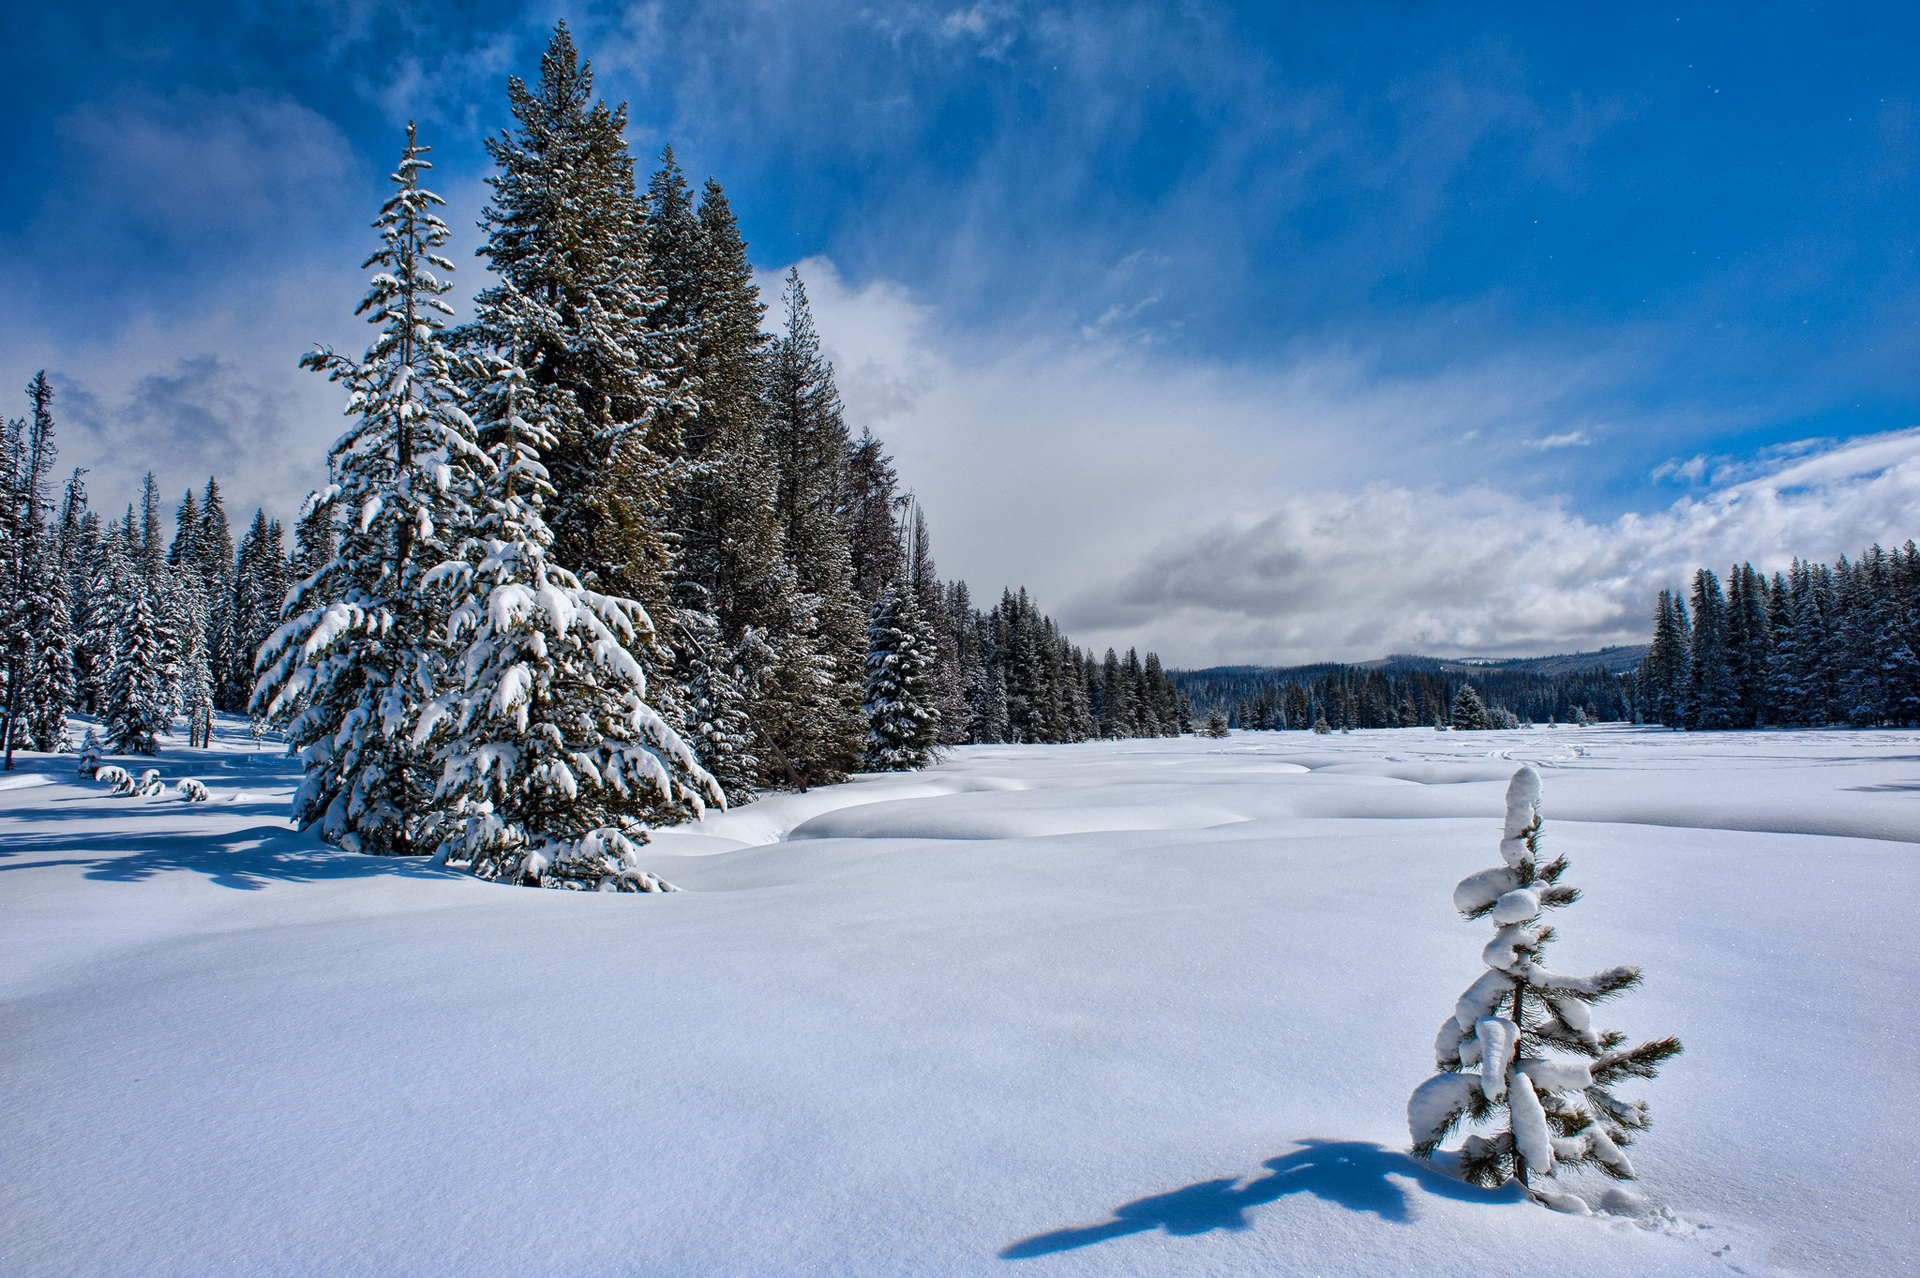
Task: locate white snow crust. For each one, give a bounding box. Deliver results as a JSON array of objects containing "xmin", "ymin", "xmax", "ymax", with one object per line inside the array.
[{"xmin": 3, "ymin": 719, "xmax": 1915, "ymax": 1277}]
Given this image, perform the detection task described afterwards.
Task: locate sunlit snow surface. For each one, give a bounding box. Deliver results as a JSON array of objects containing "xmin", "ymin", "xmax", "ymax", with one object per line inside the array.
[{"xmin": 3, "ymin": 718, "xmax": 1915, "ymax": 1277}]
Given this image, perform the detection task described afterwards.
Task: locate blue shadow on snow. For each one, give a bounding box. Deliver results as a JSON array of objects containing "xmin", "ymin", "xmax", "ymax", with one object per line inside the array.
[
  {"xmin": 1001, "ymin": 1139, "xmax": 1522, "ymax": 1259},
  {"xmin": 0, "ymin": 824, "xmax": 456, "ymax": 891}
]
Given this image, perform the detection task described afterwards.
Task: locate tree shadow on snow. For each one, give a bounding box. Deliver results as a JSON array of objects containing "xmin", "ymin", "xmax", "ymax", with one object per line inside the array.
[
  {"xmin": 1000, "ymin": 1139, "xmax": 1521, "ymax": 1259},
  {"xmin": 0, "ymin": 824, "xmax": 456, "ymax": 891}
]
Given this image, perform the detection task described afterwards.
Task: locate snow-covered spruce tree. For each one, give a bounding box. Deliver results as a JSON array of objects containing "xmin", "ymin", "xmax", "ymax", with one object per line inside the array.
[
  {"xmin": 57, "ymin": 471, "xmax": 107, "ymax": 714},
  {"xmin": 1409, "ymin": 766, "xmax": 1682, "ymax": 1212},
  {"xmin": 763, "ymin": 268, "xmax": 867, "ymax": 784},
  {"xmin": 671, "ymin": 590, "xmax": 762, "ymax": 800},
  {"xmin": 3, "ymin": 372, "xmax": 61, "ymax": 764},
  {"xmin": 221, "ymin": 509, "xmax": 285, "ymax": 712},
  {"xmin": 26, "ymin": 549, "xmax": 76, "ymax": 751},
  {"xmin": 103, "ymin": 545, "xmax": 169, "ymax": 755},
  {"xmin": 416, "ymin": 352, "xmax": 722, "ymax": 890},
  {"xmin": 253, "ymin": 125, "xmax": 482, "ymax": 856},
  {"xmin": 1450, "ymin": 683, "xmax": 1489, "ymax": 730},
  {"xmin": 163, "ymin": 564, "xmax": 215, "ymax": 746},
  {"xmin": 901, "ymin": 500, "xmax": 972, "ymax": 746},
  {"xmin": 863, "ymin": 582, "xmax": 940, "ymax": 770},
  {"xmin": 1685, "ymin": 568, "xmax": 1736, "ymax": 730}
]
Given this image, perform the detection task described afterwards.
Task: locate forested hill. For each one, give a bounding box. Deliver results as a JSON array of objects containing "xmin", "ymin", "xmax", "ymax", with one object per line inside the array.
[{"xmin": 1173, "ymin": 649, "xmax": 1643, "ymax": 730}]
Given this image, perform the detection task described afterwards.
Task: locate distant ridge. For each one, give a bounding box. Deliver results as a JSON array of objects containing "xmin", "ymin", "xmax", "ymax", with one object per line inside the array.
[{"xmin": 1176, "ymin": 645, "xmax": 1646, "ymax": 680}]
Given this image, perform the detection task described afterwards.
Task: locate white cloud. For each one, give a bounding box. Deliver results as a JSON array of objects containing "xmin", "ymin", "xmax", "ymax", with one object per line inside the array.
[
  {"xmin": 1526, "ymin": 429, "xmax": 1591, "ymax": 450},
  {"xmin": 49, "ymin": 90, "xmax": 357, "ymax": 244},
  {"xmin": 1653, "ymin": 454, "xmax": 1709, "ymax": 484},
  {"xmin": 1087, "ymin": 429, "xmax": 1920, "ymax": 664},
  {"xmin": 19, "ymin": 268, "xmax": 355, "ymax": 527}
]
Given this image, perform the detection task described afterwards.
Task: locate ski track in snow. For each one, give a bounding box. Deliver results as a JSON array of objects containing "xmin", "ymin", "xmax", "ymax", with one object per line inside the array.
[{"xmin": 2, "ymin": 717, "xmax": 1915, "ymax": 1277}]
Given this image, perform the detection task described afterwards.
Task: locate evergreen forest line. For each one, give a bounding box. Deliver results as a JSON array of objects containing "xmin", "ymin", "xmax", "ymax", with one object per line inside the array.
[
  {"xmin": 1633, "ymin": 545, "xmax": 1920, "ymax": 730},
  {"xmin": 1174, "ymin": 659, "xmax": 1635, "ymax": 733},
  {"xmin": 0, "ymin": 25, "xmax": 1184, "ymax": 887}
]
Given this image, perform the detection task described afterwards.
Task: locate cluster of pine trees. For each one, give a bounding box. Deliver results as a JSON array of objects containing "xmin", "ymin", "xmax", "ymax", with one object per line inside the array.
[
  {"xmin": 1178, "ymin": 661, "xmax": 1630, "ymax": 733},
  {"xmin": 1635, "ymin": 543, "xmax": 1920, "ymax": 729},
  {"xmin": 0, "ymin": 374, "xmax": 293, "ymax": 763},
  {"xmin": 235, "ymin": 27, "xmax": 1180, "ymax": 882},
  {"xmin": 936, "ymin": 579, "xmax": 1189, "ymax": 748}
]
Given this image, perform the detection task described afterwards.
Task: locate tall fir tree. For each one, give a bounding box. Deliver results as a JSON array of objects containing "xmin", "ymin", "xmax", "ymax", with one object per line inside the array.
[
  {"xmin": 764, "ymin": 268, "xmax": 867, "ymax": 784},
  {"xmin": 465, "ymin": 22, "xmax": 688, "ymax": 645},
  {"xmin": 1636, "ymin": 589, "xmax": 1690, "ymax": 728},
  {"xmin": 254, "ymin": 124, "xmax": 482, "ymax": 855},
  {"xmin": 845, "ymin": 427, "xmax": 905, "ymax": 607},
  {"xmin": 1685, "ymin": 569, "xmax": 1737, "ymax": 730},
  {"xmin": 3, "ymin": 373, "xmax": 64, "ymax": 764},
  {"xmin": 646, "ymin": 154, "xmax": 806, "ymax": 794},
  {"xmin": 1726, "ymin": 563, "xmax": 1771, "ymax": 727},
  {"xmin": 26, "ymin": 544, "xmax": 76, "ymax": 751},
  {"xmin": 224, "ymin": 509, "xmax": 289, "ymax": 712},
  {"xmin": 58, "ymin": 470, "xmax": 106, "ymax": 715},
  {"xmin": 902, "ymin": 500, "xmax": 971, "ymax": 745}
]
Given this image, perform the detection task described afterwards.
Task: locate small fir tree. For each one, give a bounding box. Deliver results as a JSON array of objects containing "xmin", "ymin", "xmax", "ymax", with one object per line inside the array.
[
  {"xmin": 862, "ymin": 582, "xmax": 940, "ymax": 770},
  {"xmin": 1450, "ymin": 683, "xmax": 1490, "ymax": 730},
  {"xmin": 104, "ymin": 554, "xmax": 170, "ymax": 755},
  {"xmin": 1409, "ymin": 766, "xmax": 1682, "ymax": 1212}
]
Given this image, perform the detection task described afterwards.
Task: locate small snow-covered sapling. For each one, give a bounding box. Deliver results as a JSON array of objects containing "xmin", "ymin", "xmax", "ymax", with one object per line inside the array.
[
  {"xmin": 1408, "ymin": 766, "xmax": 1681, "ymax": 1213},
  {"xmin": 77, "ymin": 730, "xmax": 105, "ymax": 778},
  {"xmin": 132, "ymin": 769, "xmax": 166, "ymax": 798},
  {"xmin": 175, "ymin": 778, "xmax": 211, "ymax": 803},
  {"xmin": 95, "ymin": 765, "xmax": 134, "ymax": 793}
]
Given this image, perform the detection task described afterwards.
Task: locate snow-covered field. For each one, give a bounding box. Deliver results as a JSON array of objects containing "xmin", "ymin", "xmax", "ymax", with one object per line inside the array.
[{"xmin": 4, "ymin": 720, "xmax": 1916, "ymax": 1277}]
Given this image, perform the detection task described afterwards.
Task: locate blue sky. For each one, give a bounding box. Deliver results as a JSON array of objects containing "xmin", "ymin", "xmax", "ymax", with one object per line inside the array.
[{"xmin": 3, "ymin": 1, "xmax": 1916, "ymax": 663}]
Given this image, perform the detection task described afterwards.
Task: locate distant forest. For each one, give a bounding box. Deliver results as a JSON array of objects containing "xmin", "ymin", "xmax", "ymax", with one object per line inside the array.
[{"xmin": 1174, "ymin": 651, "xmax": 1641, "ymax": 731}]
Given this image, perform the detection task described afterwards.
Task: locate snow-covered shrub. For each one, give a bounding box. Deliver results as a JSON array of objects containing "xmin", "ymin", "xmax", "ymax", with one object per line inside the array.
[
  {"xmin": 1408, "ymin": 766, "xmax": 1682, "ymax": 1212},
  {"xmin": 1311, "ymin": 715, "xmax": 1332, "ymax": 734},
  {"xmin": 174, "ymin": 778, "xmax": 211, "ymax": 803},
  {"xmin": 132, "ymin": 769, "xmax": 165, "ymax": 798},
  {"xmin": 95, "ymin": 765, "xmax": 133, "ymax": 793},
  {"xmin": 1202, "ymin": 706, "xmax": 1231, "ymax": 738}
]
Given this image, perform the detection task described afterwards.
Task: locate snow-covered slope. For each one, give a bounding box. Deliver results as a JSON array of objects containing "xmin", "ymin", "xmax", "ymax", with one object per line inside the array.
[{"xmin": 3, "ymin": 720, "xmax": 1914, "ymax": 1276}]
